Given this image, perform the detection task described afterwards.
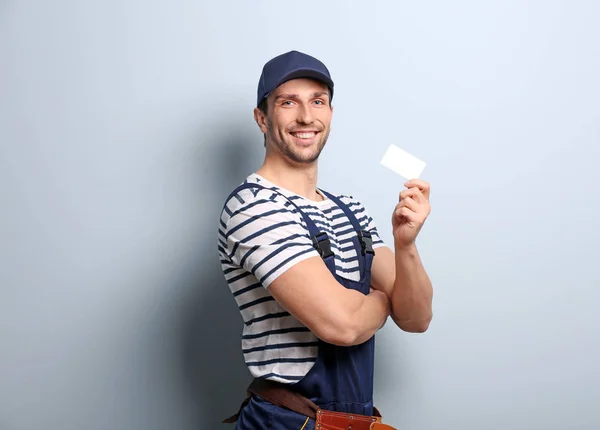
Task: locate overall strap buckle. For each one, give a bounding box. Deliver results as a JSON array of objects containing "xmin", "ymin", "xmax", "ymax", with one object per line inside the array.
[
  {"xmin": 357, "ymin": 230, "xmax": 375, "ymax": 256},
  {"xmin": 312, "ymin": 232, "xmax": 334, "ymax": 259}
]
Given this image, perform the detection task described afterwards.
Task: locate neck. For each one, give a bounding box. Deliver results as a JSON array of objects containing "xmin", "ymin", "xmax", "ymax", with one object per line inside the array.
[{"xmin": 257, "ymin": 152, "xmax": 322, "ymax": 201}]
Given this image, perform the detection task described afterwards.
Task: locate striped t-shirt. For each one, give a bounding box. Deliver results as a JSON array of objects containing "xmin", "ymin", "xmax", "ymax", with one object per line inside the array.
[{"xmin": 217, "ymin": 173, "xmax": 387, "ymax": 384}]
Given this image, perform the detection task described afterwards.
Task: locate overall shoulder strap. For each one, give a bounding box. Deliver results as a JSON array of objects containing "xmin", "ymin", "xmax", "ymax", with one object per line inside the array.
[
  {"xmin": 224, "ymin": 182, "xmax": 319, "ymax": 235},
  {"xmin": 224, "ymin": 182, "xmax": 335, "ymax": 260},
  {"xmin": 319, "ymin": 190, "xmax": 374, "ymax": 256}
]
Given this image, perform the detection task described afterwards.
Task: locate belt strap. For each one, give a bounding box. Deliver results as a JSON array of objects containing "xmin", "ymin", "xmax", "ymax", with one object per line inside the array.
[
  {"xmin": 223, "ymin": 378, "xmax": 386, "ymax": 424},
  {"xmin": 222, "ymin": 379, "xmax": 318, "ymax": 423},
  {"xmin": 248, "ymin": 378, "xmax": 319, "ymax": 419}
]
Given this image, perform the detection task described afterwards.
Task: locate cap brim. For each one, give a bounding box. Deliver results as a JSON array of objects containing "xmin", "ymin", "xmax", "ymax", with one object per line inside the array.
[{"xmin": 260, "ymin": 68, "xmax": 334, "ymax": 106}]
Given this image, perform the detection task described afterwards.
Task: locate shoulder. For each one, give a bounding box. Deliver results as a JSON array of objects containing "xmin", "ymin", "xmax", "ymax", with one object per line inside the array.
[
  {"xmin": 321, "ymin": 188, "xmax": 370, "ymax": 213},
  {"xmin": 339, "ymin": 194, "xmax": 366, "ymax": 210},
  {"xmin": 220, "ymin": 175, "xmax": 304, "ymax": 234},
  {"xmin": 321, "ymin": 188, "xmax": 381, "ymax": 231}
]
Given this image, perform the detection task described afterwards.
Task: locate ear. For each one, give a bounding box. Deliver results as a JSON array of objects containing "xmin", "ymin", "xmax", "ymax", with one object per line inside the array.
[{"xmin": 254, "ymin": 107, "xmax": 268, "ymax": 134}]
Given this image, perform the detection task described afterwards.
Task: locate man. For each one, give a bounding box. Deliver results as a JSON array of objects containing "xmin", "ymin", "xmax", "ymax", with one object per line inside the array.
[{"xmin": 218, "ymin": 50, "xmax": 433, "ymax": 429}]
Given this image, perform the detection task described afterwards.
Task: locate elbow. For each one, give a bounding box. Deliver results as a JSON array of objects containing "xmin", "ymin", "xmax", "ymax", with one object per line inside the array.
[
  {"xmin": 404, "ymin": 321, "xmax": 431, "ymax": 333},
  {"xmin": 321, "ymin": 331, "xmax": 357, "ymax": 347},
  {"xmin": 314, "ymin": 318, "xmax": 362, "ymax": 347},
  {"xmin": 393, "ymin": 315, "xmax": 432, "ymax": 333}
]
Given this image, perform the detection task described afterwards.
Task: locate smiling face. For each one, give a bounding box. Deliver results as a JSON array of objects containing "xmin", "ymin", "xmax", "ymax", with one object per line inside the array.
[{"xmin": 255, "ymin": 78, "xmax": 333, "ymax": 165}]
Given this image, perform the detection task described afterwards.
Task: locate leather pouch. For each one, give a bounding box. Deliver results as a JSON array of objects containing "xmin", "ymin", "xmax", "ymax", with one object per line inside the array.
[{"xmin": 316, "ymin": 408, "xmax": 397, "ymax": 430}]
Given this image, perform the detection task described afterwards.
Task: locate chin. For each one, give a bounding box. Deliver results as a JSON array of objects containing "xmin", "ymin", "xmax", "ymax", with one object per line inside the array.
[
  {"xmin": 271, "ymin": 135, "xmax": 327, "ymax": 164},
  {"xmin": 298, "ymin": 148, "xmax": 325, "ymax": 164},
  {"xmin": 282, "ymin": 147, "xmax": 320, "ymax": 164}
]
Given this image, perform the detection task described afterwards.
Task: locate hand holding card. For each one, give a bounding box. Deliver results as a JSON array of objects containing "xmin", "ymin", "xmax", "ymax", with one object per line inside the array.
[{"xmin": 380, "ymin": 145, "xmax": 431, "ymax": 248}]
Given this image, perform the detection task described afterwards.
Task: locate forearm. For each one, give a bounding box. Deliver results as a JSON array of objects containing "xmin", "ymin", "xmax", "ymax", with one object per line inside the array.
[
  {"xmin": 390, "ymin": 243, "xmax": 433, "ymax": 332},
  {"xmin": 324, "ymin": 289, "xmax": 389, "ymax": 346},
  {"xmin": 347, "ymin": 289, "xmax": 390, "ymax": 344}
]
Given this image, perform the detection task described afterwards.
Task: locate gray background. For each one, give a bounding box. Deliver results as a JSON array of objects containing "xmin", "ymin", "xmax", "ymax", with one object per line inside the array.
[{"xmin": 1, "ymin": 1, "xmax": 599, "ymax": 429}]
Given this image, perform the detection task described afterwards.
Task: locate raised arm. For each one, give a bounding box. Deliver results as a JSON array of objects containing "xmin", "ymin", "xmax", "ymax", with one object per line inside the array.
[{"xmin": 370, "ymin": 179, "xmax": 434, "ymax": 333}]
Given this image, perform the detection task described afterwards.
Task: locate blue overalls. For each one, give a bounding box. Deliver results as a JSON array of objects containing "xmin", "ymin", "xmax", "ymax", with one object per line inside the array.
[{"xmin": 227, "ymin": 183, "xmax": 377, "ymax": 430}]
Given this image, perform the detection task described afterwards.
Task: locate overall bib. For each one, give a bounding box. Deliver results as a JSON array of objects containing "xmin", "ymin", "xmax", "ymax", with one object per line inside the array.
[{"xmin": 224, "ymin": 183, "xmax": 386, "ymax": 430}]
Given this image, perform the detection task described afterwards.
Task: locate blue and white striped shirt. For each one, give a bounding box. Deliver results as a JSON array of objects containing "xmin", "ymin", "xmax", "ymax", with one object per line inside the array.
[{"xmin": 218, "ymin": 173, "xmax": 386, "ymax": 384}]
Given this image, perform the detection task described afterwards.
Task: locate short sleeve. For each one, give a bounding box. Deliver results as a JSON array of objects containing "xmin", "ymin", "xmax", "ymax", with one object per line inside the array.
[{"xmin": 223, "ymin": 189, "xmax": 319, "ymax": 288}]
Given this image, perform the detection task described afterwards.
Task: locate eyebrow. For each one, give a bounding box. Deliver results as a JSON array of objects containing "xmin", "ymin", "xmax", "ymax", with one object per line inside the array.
[{"xmin": 274, "ymin": 91, "xmax": 330, "ymax": 101}]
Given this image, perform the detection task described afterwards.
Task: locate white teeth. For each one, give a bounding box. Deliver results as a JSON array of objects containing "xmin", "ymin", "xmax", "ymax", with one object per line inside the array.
[{"xmin": 293, "ymin": 132, "xmax": 316, "ymax": 139}]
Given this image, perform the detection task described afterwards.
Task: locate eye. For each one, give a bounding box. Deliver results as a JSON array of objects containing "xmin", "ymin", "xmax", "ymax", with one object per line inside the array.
[
  {"xmin": 282, "ymin": 100, "xmax": 294, "ymax": 106},
  {"xmin": 313, "ymin": 99, "xmax": 325, "ymax": 105}
]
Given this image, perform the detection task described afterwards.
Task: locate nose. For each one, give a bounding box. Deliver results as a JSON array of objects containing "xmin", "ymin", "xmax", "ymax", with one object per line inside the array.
[{"xmin": 296, "ymin": 103, "xmax": 314, "ymax": 125}]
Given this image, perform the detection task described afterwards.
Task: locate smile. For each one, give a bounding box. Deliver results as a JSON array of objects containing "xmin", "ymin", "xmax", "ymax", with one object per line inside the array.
[{"xmin": 290, "ymin": 131, "xmax": 319, "ymax": 140}]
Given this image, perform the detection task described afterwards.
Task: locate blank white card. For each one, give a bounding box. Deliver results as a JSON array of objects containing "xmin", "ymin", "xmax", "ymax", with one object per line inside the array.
[{"xmin": 380, "ymin": 144, "xmax": 426, "ymax": 180}]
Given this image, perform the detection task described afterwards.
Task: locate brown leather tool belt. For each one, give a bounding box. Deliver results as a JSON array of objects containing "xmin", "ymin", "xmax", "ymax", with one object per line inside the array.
[{"xmin": 224, "ymin": 378, "xmax": 397, "ymax": 430}]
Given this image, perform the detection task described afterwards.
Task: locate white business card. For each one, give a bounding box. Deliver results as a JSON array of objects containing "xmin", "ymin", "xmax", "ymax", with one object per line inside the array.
[{"xmin": 380, "ymin": 144, "xmax": 426, "ymax": 180}]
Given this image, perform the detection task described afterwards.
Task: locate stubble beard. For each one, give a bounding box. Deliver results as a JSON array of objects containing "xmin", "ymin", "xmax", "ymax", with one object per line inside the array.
[{"xmin": 266, "ymin": 119, "xmax": 330, "ymax": 165}]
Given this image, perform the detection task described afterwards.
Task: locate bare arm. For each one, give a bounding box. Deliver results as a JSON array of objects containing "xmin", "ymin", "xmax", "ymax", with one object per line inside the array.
[
  {"xmin": 268, "ymin": 256, "xmax": 391, "ymax": 346},
  {"xmin": 370, "ymin": 179, "xmax": 434, "ymax": 333},
  {"xmin": 224, "ymin": 188, "xmax": 390, "ymax": 347},
  {"xmin": 371, "ymin": 245, "xmax": 433, "ymax": 332}
]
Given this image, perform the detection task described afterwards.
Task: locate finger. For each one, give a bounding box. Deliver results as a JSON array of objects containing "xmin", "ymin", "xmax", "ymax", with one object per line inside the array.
[
  {"xmin": 395, "ymin": 205, "xmax": 416, "ymax": 220},
  {"xmin": 396, "ymin": 199, "xmax": 429, "ymax": 220},
  {"xmin": 400, "ymin": 187, "xmax": 425, "ymax": 203},
  {"xmin": 404, "ymin": 179, "xmax": 429, "ymax": 190},
  {"xmin": 404, "ymin": 179, "xmax": 430, "ymax": 199},
  {"xmin": 395, "ymin": 207, "xmax": 425, "ymax": 228},
  {"xmin": 398, "ymin": 196, "xmax": 419, "ymax": 211}
]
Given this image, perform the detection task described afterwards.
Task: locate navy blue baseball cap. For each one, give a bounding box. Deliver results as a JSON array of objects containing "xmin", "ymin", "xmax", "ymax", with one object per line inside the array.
[{"xmin": 256, "ymin": 50, "xmax": 334, "ymax": 107}]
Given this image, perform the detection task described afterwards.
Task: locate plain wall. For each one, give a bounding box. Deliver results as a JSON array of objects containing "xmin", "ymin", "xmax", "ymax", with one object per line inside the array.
[{"xmin": 1, "ymin": 1, "xmax": 599, "ymax": 429}]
